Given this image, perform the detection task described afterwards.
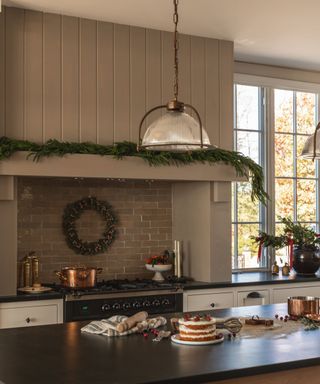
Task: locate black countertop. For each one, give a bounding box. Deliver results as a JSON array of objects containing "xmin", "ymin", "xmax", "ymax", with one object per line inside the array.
[
  {"xmin": 0, "ymin": 291, "xmax": 63, "ymax": 303},
  {"xmin": 0, "ymin": 303, "xmax": 319, "ymax": 384},
  {"xmin": 183, "ymin": 271, "xmax": 320, "ymax": 290}
]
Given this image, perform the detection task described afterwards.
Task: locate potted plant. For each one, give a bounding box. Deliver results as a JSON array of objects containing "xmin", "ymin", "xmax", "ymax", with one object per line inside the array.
[{"xmin": 252, "ymin": 218, "xmax": 320, "ymax": 276}]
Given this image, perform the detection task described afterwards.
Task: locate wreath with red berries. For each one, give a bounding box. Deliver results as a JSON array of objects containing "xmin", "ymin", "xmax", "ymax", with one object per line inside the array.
[{"xmin": 62, "ymin": 196, "xmax": 117, "ymax": 255}]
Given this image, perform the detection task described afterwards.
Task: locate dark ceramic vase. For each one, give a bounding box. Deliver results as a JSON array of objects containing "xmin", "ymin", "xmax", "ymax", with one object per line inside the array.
[{"xmin": 293, "ymin": 246, "xmax": 320, "ymax": 276}]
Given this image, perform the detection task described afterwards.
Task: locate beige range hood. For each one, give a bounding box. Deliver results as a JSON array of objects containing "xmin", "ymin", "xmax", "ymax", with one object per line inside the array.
[{"xmin": 0, "ymin": 152, "xmax": 245, "ymax": 182}]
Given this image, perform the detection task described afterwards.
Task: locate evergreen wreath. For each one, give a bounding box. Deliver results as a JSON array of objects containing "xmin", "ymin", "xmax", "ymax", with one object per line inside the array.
[
  {"xmin": 63, "ymin": 196, "xmax": 117, "ymax": 255},
  {"xmin": 0, "ymin": 136, "xmax": 268, "ymax": 204}
]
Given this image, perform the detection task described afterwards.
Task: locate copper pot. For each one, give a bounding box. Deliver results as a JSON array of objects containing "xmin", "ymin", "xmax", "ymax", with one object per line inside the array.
[
  {"xmin": 55, "ymin": 266, "xmax": 102, "ymax": 288},
  {"xmin": 287, "ymin": 296, "xmax": 320, "ymax": 317}
]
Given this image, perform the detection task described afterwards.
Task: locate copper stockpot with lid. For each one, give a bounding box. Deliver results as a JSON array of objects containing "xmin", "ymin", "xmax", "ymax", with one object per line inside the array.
[
  {"xmin": 287, "ymin": 296, "xmax": 320, "ymax": 317},
  {"xmin": 55, "ymin": 266, "xmax": 102, "ymax": 288}
]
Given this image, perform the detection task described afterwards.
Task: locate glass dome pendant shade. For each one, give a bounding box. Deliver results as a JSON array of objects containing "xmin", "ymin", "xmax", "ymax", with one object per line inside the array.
[
  {"xmin": 137, "ymin": 0, "xmax": 212, "ymax": 153},
  {"xmin": 138, "ymin": 100, "xmax": 212, "ymax": 152},
  {"xmin": 300, "ymin": 122, "xmax": 320, "ymax": 160}
]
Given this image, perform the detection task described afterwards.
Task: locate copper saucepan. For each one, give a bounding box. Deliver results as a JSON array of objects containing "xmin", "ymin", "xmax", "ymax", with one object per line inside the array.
[
  {"xmin": 55, "ymin": 266, "xmax": 103, "ymax": 288},
  {"xmin": 287, "ymin": 296, "xmax": 320, "ymax": 317}
]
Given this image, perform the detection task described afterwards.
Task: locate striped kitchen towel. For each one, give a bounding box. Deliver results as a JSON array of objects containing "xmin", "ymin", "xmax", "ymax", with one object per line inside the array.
[{"xmin": 81, "ymin": 315, "xmax": 167, "ymax": 336}]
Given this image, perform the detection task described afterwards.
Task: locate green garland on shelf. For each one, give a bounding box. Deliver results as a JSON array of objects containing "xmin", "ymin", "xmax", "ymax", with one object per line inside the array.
[
  {"xmin": 0, "ymin": 136, "xmax": 268, "ymax": 204},
  {"xmin": 63, "ymin": 196, "xmax": 117, "ymax": 255}
]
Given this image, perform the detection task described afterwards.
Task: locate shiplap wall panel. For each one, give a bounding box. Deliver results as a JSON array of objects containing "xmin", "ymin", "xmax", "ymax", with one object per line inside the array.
[
  {"xmin": 114, "ymin": 24, "xmax": 130, "ymax": 142},
  {"xmin": 25, "ymin": 11, "xmax": 43, "ymax": 142},
  {"xmin": 205, "ymin": 38, "xmax": 220, "ymax": 146},
  {"xmin": 97, "ymin": 21, "xmax": 114, "ymax": 144},
  {"xmin": 219, "ymin": 41, "xmax": 234, "ymax": 150},
  {"xmin": 61, "ymin": 15, "xmax": 79, "ymax": 142},
  {"xmin": 0, "ymin": 8, "xmax": 5, "ymax": 136},
  {"xmin": 161, "ymin": 31, "xmax": 174, "ymax": 106},
  {"xmin": 191, "ymin": 37, "xmax": 206, "ymax": 133},
  {"xmin": 146, "ymin": 29, "xmax": 162, "ymax": 127},
  {"xmin": 178, "ymin": 34, "xmax": 191, "ymax": 106},
  {"xmin": 2, "ymin": 6, "xmax": 234, "ymax": 149},
  {"xmin": 43, "ymin": 13, "xmax": 61, "ymax": 141},
  {"xmin": 79, "ymin": 19, "xmax": 97, "ymax": 143},
  {"xmin": 6, "ymin": 8, "xmax": 24, "ymax": 139},
  {"xmin": 130, "ymin": 27, "xmax": 146, "ymax": 143}
]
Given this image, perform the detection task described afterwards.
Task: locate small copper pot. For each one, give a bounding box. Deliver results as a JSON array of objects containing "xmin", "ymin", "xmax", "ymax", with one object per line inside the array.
[
  {"xmin": 55, "ymin": 266, "xmax": 102, "ymax": 288},
  {"xmin": 287, "ymin": 296, "xmax": 320, "ymax": 317}
]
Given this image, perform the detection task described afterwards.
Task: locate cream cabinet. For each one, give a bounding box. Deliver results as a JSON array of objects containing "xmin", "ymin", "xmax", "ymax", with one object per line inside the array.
[
  {"xmin": 183, "ymin": 282, "xmax": 320, "ymax": 311},
  {"xmin": 183, "ymin": 289, "xmax": 235, "ymax": 312},
  {"xmin": 272, "ymin": 285, "xmax": 320, "ymax": 304},
  {"xmin": 0, "ymin": 299, "xmax": 63, "ymax": 329}
]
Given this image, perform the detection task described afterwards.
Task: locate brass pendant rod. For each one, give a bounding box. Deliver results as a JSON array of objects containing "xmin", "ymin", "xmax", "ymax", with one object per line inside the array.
[{"xmin": 173, "ymin": 0, "xmax": 179, "ymax": 101}]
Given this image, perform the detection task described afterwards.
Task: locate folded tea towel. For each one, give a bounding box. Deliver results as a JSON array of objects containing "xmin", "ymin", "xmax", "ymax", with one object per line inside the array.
[{"xmin": 81, "ymin": 315, "xmax": 167, "ymax": 337}]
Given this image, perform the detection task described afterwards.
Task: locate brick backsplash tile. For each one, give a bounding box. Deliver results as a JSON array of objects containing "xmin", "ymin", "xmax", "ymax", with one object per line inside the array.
[{"xmin": 17, "ymin": 177, "xmax": 173, "ymax": 284}]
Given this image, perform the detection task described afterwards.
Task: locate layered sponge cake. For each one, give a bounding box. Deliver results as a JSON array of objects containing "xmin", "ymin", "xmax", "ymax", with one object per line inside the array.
[{"xmin": 178, "ymin": 314, "xmax": 216, "ymax": 342}]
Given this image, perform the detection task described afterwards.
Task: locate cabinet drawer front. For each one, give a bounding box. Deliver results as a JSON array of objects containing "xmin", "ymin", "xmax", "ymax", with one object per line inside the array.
[
  {"xmin": 0, "ymin": 304, "xmax": 58, "ymax": 329},
  {"xmin": 273, "ymin": 286, "xmax": 320, "ymax": 304},
  {"xmin": 187, "ymin": 292, "xmax": 234, "ymax": 312},
  {"xmin": 237, "ymin": 290, "xmax": 270, "ymax": 307}
]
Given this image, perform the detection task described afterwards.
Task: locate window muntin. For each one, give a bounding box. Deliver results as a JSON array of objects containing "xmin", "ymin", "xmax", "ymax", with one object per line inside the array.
[{"xmin": 232, "ymin": 83, "xmax": 319, "ymax": 271}]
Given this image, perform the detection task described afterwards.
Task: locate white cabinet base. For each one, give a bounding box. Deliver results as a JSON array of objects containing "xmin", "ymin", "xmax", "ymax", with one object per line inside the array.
[{"xmin": 0, "ymin": 299, "xmax": 63, "ymax": 329}]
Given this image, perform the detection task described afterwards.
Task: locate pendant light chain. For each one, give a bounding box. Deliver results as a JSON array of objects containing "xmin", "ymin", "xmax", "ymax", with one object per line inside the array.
[{"xmin": 173, "ymin": 0, "xmax": 179, "ymax": 101}]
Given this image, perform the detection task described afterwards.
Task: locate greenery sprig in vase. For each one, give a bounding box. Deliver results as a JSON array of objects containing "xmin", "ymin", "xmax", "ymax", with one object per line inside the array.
[{"xmin": 252, "ymin": 218, "xmax": 320, "ymax": 273}]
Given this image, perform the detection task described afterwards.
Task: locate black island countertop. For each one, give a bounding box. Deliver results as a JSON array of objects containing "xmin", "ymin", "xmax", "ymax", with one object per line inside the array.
[{"xmin": 0, "ymin": 303, "xmax": 320, "ymax": 384}]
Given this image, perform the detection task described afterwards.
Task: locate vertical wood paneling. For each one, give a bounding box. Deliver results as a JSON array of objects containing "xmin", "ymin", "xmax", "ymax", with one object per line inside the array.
[
  {"xmin": 114, "ymin": 24, "xmax": 130, "ymax": 142},
  {"xmin": 43, "ymin": 13, "xmax": 61, "ymax": 141},
  {"xmin": 97, "ymin": 21, "xmax": 114, "ymax": 145},
  {"xmin": 61, "ymin": 15, "xmax": 79, "ymax": 142},
  {"xmin": 161, "ymin": 31, "xmax": 174, "ymax": 105},
  {"xmin": 6, "ymin": 8, "xmax": 24, "ymax": 139},
  {"xmin": 146, "ymin": 29, "xmax": 161, "ymax": 126},
  {"xmin": 219, "ymin": 40, "xmax": 234, "ymax": 150},
  {"xmin": 190, "ymin": 36, "xmax": 206, "ymax": 128},
  {"xmin": 79, "ymin": 19, "xmax": 97, "ymax": 142},
  {"xmin": 25, "ymin": 10, "xmax": 43, "ymax": 142},
  {"xmin": 0, "ymin": 8, "xmax": 5, "ymax": 136},
  {"xmin": 178, "ymin": 34, "xmax": 191, "ymax": 105},
  {"xmin": 1, "ymin": 7, "xmax": 234, "ymax": 148},
  {"xmin": 205, "ymin": 38, "xmax": 220, "ymax": 146},
  {"xmin": 130, "ymin": 26, "xmax": 145, "ymax": 143}
]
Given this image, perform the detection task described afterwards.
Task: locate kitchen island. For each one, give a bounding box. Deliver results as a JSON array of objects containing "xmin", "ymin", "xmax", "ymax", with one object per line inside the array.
[{"xmin": 0, "ymin": 303, "xmax": 320, "ymax": 384}]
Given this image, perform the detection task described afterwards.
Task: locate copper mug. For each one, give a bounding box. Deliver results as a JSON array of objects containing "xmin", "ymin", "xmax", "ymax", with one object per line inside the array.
[
  {"xmin": 287, "ymin": 296, "xmax": 320, "ymax": 317},
  {"xmin": 55, "ymin": 266, "xmax": 102, "ymax": 288}
]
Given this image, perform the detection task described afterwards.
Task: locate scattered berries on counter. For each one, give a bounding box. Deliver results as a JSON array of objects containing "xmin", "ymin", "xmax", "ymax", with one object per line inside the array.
[
  {"xmin": 275, "ymin": 314, "xmax": 279, "ymax": 319},
  {"xmin": 280, "ymin": 316, "xmax": 283, "ymax": 321},
  {"xmin": 143, "ymin": 333, "xmax": 149, "ymax": 338}
]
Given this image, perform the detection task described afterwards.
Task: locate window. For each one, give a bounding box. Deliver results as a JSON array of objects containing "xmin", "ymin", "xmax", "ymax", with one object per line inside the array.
[{"xmin": 232, "ymin": 80, "xmax": 319, "ymax": 271}]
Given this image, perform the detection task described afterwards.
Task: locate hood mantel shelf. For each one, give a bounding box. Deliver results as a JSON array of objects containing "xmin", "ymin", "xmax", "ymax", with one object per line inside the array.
[{"xmin": 0, "ymin": 152, "xmax": 246, "ymax": 182}]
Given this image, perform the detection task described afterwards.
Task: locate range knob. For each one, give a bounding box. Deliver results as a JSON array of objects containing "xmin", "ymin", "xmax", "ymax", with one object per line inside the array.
[
  {"xmin": 132, "ymin": 301, "xmax": 142, "ymax": 309},
  {"xmin": 143, "ymin": 300, "xmax": 151, "ymax": 308},
  {"xmin": 112, "ymin": 303, "xmax": 121, "ymax": 310},
  {"xmin": 102, "ymin": 303, "xmax": 111, "ymax": 311},
  {"xmin": 152, "ymin": 299, "xmax": 161, "ymax": 307},
  {"xmin": 161, "ymin": 299, "xmax": 170, "ymax": 306},
  {"xmin": 122, "ymin": 302, "xmax": 131, "ymax": 310}
]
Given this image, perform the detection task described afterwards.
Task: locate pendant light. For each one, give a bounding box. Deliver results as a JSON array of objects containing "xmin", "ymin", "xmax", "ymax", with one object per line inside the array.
[
  {"xmin": 138, "ymin": 0, "xmax": 212, "ymax": 152},
  {"xmin": 300, "ymin": 122, "xmax": 320, "ymax": 160}
]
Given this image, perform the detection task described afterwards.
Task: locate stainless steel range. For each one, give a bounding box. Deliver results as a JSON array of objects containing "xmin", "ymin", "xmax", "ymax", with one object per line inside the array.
[{"xmin": 51, "ymin": 279, "xmax": 183, "ymax": 322}]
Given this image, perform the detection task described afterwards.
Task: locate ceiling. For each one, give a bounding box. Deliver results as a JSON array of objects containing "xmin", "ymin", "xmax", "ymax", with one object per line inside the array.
[{"xmin": 3, "ymin": 0, "xmax": 320, "ymax": 72}]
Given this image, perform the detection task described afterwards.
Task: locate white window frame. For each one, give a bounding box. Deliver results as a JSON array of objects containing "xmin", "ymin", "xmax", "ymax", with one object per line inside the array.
[{"xmin": 233, "ymin": 73, "xmax": 320, "ymax": 272}]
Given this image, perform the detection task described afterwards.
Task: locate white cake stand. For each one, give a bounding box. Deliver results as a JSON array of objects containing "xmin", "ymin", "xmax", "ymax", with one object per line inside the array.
[{"xmin": 145, "ymin": 264, "xmax": 172, "ymax": 281}]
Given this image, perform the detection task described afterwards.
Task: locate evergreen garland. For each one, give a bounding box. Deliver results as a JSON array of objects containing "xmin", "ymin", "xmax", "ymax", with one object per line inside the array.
[
  {"xmin": 63, "ymin": 196, "xmax": 117, "ymax": 255},
  {"xmin": 0, "ymin": 136, "xmax": 268, "ymax": 204}
]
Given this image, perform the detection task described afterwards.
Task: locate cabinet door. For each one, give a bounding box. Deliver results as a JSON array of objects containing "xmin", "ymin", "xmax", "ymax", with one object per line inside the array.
[
  {"xmin": 237, "ymin": 289, "xmax": 270, "ymax": 307},
  {"xmin": 273, "ymin": 285, "xmax": 320, "ymax": 304},
  {"xmin": 0, "ymin": 300, "xmax": 63, "ymax": 329},
  {"xmin": 186, "ymin": 291, "xmax": 234, "ymax": 312}
]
